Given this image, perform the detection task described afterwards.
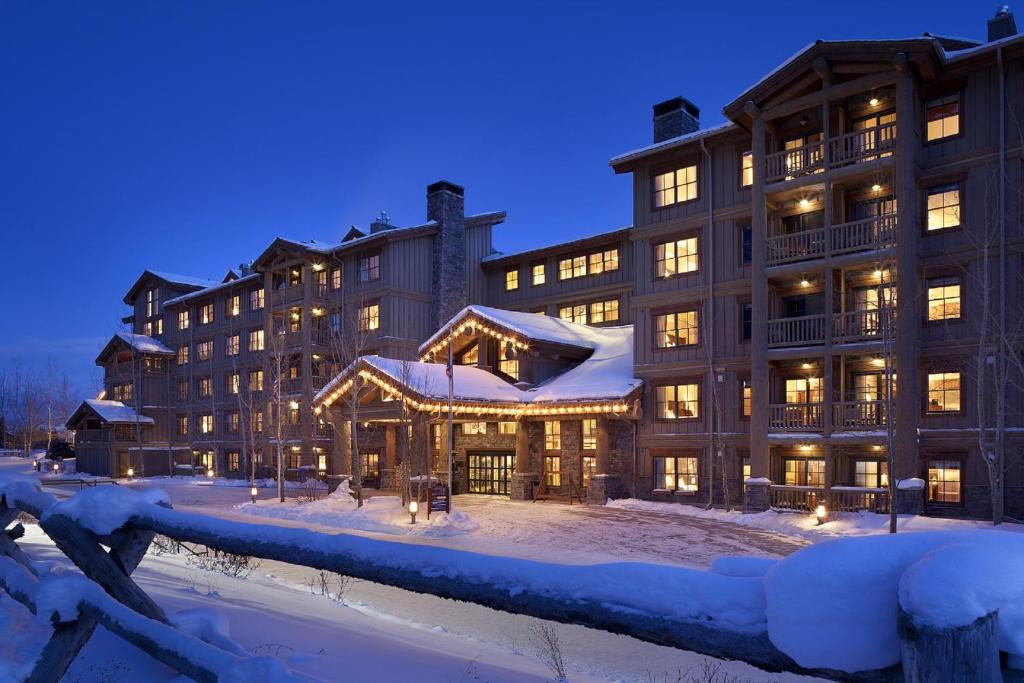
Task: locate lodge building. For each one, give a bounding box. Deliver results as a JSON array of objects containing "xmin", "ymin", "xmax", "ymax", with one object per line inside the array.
[{"xmin": 69, "ymin": 9, "xmax": 1024, "ymax": 519}]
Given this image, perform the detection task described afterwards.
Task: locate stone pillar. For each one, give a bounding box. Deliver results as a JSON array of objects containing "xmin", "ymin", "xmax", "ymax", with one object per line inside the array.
[
  {"xmin": 595, "ymin": 416, "xmax": 610, "ymax": 475},
  {"xmin": 744, "ymin": 480, "xmax": 772, "ymax": 513},
  {"xmin": 382, "ymin": 424, "xmax": 398, "ymax": 489},
  {"xmin": 587, "ymin": 416, "xmax": 623, "ymax": 505},
  {"xmin": 893, "ymin": 55, "xmax": 921, "ymax": 485},
  {"xmin": 746, "ymin": 101, "xmax": 770, "ymax": 484},
  {"xmin": 511, "ymin": 419, "xmax": 537, "ymax": 500}
]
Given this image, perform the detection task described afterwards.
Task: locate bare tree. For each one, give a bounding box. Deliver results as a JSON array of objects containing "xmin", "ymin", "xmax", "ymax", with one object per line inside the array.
[{"xmin": 267, "ymin": 322, "xmax": 288, "ymax": 502}]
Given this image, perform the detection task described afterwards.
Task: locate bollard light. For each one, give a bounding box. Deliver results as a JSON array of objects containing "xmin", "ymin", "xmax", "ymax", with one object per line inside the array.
[
  {"xmin": 409, "ymin": 500, "xmax": 418, "ymax": 524},
  {"xmin": 815, "ymin": 502, "xmax": 828, "ymax": 525},
  {"xmin": 127, "ymin": 467, "xmax": 135, "ymax": 479},
  {"xmin": 52, "ymin": 463, "xmax": 59, "ymax": 473},
  {"xmin": 250, "ymin": 485, "xmax": 258, "ymax": 504},
  {"xmin": 206, "ymin": 468, "xmax": 214, "ymax": 478}
]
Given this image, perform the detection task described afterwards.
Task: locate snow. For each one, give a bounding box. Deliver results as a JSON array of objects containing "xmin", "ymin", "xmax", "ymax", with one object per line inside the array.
[
  {"xmin": 896, "ymin": 477, "xmax": 925, "ymax": 490},
  {"xmin": 239, "ymin": 483, "xmax": 479, "ymax": 539},
  {"xmin": 480, "ymin": 227, "xmax": 631, "ymax": 264},
  {"xmin": 79, "ymin": 399, "xmax": 155, "ymax": 425},
  {"xmin": 609, "ymin": 123, "xmax": 736, "ymax": 166},
  {"xmin": 765, "ymin": 531, "xmax": 1024, "ymax": 672},
  {"xmin": 745, "ymin": 477, "xmax": 772, "ymax": 485},
  {"xmin": 44, "ymin": 484, "xmax": 170, "ymax": 535},
  {"xmin": 163, "ymin": 272, "xmax": 261, "ymax": 307},
  {"xmin": 148, "ymin": 270, "xmax": 220, "ymax": 289},
  {"xmin": 709, "ymin": 557, "xmax": 777, "ymax": 578},
  {"xmin": 114, "ymin": 332, "xmax": 174, "ymax": 355}
]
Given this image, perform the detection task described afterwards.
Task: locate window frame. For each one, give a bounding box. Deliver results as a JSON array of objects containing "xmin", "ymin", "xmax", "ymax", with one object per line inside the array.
[
  {"xmin": 652, "ymin": 162, "xmax": 700, "ymax": 209},
  {"xmin": 653, "ymin": 235, "xmax": 700, "ymax": 279},
  {"xmin": 654, "ymin": 308, "xmax": 700, "ymax": 350},
  {"xmin": 924, "ymin": 370, "xmax": 963, "ymax": 416},
  {"xmin": 505, "ymin": 267, "xmax": 519, "ymax": 291},
  {"xmin": 357, "ymin": 252, "xmax": 381, "ymax": 283},
  {"xmin": 531, "ymin": 262, "xmax": 546, "ymax": 287},
  {"xmin": 924, "ymin": 91, "xmax": 962, "ymax": 144},
  {"xmin": 925, "ymin": 275, "xmax": 962, "ymax": 323},
  {"xmin": 739, "ymin": 150, "xmax": 753, "ymax": 189},
  {"xmin": 924, "ymin": 182, "xmax": 963, "ymax": 234},
  {"xmin": 926, "ymin": 457, "xmax": 963, "ymax": 505},
  {"xmin": 654, "ymin": 382, "xmax": 701, "ymax": 421},
  {"xmin": 654, "ymin": 454, "xmax": 700, "ymax": 493}
]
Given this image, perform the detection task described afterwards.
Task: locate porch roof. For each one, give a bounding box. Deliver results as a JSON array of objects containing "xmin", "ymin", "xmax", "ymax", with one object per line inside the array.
[{"xmin": 66, "ymin": 400, "xmax": 155, "ymax": 429}]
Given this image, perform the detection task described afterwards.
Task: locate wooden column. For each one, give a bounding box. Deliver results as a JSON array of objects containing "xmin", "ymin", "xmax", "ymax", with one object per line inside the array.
[
  {"xmin": 747, "ymin": 101, "xmax": 770, "ymax": 480},
  {"xmin": 893, "ymin": 55, "xmax": 921, "ymax": 482},
  {"xmin": 595, "ymin": 416, "xmax": 610, "ymax": 475}
]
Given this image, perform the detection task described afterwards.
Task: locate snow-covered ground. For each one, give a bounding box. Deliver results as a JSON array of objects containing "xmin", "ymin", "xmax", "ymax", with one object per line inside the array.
[{"xmin": 0, "ymin": 458, "xmax": 821, "ymax": 682}]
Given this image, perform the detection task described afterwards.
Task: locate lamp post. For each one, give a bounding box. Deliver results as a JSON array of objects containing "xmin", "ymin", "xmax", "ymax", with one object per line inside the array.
[
  {"xmin": 408, "ymin": 500, "xmax": 418, "ymax": 524},
  {"xmin": 250, "ymin": 485, "xmax": 258, "ymax": 505},
  {"xmin": 815, "ymin": 502, "xmax": 828, "ymax": 525},
  {"xmin": 127, "ymin": 467, "xmax": 135, "ymax": 479},
  {"xmin": 206, "ymin": 468, "xmax": 214, "ymax": 478}
]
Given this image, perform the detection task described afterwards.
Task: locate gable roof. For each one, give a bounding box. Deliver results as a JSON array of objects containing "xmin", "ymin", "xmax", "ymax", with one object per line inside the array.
[
  {"xmin": 163, "ymin": 272, "xmax": 261, "ymax": 308},
  {"xmin": 122, "ymin": 270, "xmax": 220, "ymax": 305},
  {"xmin": 66, "ymin": 400, "xmax": 155, "ymax": 428},
  {"xmin": 95, "ymin": 332, "xmax": 174, "ymax": 365},
  {"xmin": 249, "ymin": 222, "xmax": 438, "ymax": 270},
  {"xmin": 481, "ymin": 227, "xmax": 633, "ymax": 267}
]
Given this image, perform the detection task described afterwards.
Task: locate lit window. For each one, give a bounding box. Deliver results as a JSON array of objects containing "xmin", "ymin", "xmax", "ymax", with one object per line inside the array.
[
  {"xmin": 740, "ymin": 151, "xmax": 753, "ymax": 187},
  {"xmin": 225, "ymin": 334, "xmax": 240, "ymax": 357},
  {"xmin": 656, "ymin": 384, "xmax": 699, "ymax": 419},
  {"xmin": 498, "ymin": 358, "xmax": 519, "ymax": 380},
  {"xmin": 582, "ymin": 419, "xmax": 597, "ymax": 450},
  {"xmin": 198, "ymin": 377, "xmax": 212, "ymax": 398},
  {"xmin": 498, "ymin": 422, "xmax": 516, "ymax": 435},
  {"xmin": 199, "ymin": 414, "xmax": 214, "ymax": 434},
  {"xmin": 177, "ymin": 346, "xmax": 189, "ymax": 365},
  {"xmin": 112, "ymin": 383, "xmax": 133, "ymax": 402},
  {"xmin": 226, "ymin": 412, "xmax": 240, "ymax": 432},
  {"xmin": 927, "ymin": 278, "xmax": 961, "ymax": 321},
  {"xmin": 544, "ymin": 455, "xmax": 561, "ymax": 487},
  {"xmin": 655, "ymin": 456, "xmax": 699, "ymax": 491},
  {"xmin": 589, "ymin": 299, "xmax": 619, "ymax": 325},
  {"xmin": 177, "ymin": 416, "xmax": 188, "ymax": 436},
  {"xmin": 146, "ymin": 288, "xmax": 160, "ymax": 318},
  {"xmin": 927, "ymin": 372, "xmax": 961, "ymax": 413},
  {"xmin": 655, "ymin": 310, "xmax": 699, "ymax": 348},
  {"xmin": 558, "ymin": 258, "xmax": 573, "ymax": 281},
  {"xmin": 588, "ymin": 249, "xmax": 619, "ymax": 275},
  {"xmin": 784, "ymin": 458, "xmax": 825, "ymax": 487},
  {"xmin": 197, "ymin": 340, "xmax": 213, "ymax": 362},
  {"xmin": 559, "ymin": 304, "xmax": 587, "ymax": 325},
  {"xmin": 462, "ymin": 422, "xmax": 487, "ymax": 436},
  {"xmin": 358, "ymin": 253, "xmax": 380, "ymax": 282},
  {"xmin": 505, "ymin": 268, "xmax": 519, "ymax": 291},
  {"xmin": 249, "ymin": 369, "xmax": 263, "ymax": 391},
  {"xmin": 582, "ymin": 455, "xmax": 596, "ymax": 486},
  {"xmin": 432, "ymin": 424, "xmax": 442, "ymax": 450},
  {"xmin": 254, "ymin": 411, "xmax": 263, "ymax": 432},
  {"xmin": 532, "ymin": 263, "xmax": 545, "ymax": 286},
  {"xmin": 228, "ymin": 451, "xmax": 240, "ymax": 472},
  {"xmin": 142, "ymin": 322, "xmax": 152, "ymax": 337},
  {"xmin": 331, "ymin": 267, "xmax": 342, "ymax": 290},
  {"xmin": 544, "ymin": 421, "xmax": 561, "ymax": 450},
  {"xmin": 460, "ymin": 344, "xmax": 478, "ymax": 365},
  {"xmin": 854, "ymin": 460, "xmax": 889, "ymax": 488},
  {"xmin": 226, "ymin": 373, "xmax": 240, "ymax": 395},
  {"xmin": 925, "ymin": 93, "xmax": 960, "ymax": 142},
  {"xmin": 227, "ymin": 294, "xmax": 240, "ymax": 318},
  {"xmin": 654, "ymin": 164, "xmax": 698, "ymax": 208},
  {"xmin": 926, "ymin": 185, "xmax": 960, "ymax": 231},
  {"xmin": 927, "ymin": 460, "xmax": 961, "ymax": 503},
  {"xmin": 248, "ymin": 329, "xmax": 264, "ymax": 351},
  {"xmin": 786, "ymin": 377, "xmax": 823, "ymax": 404},
  {"xmin": 177, "ymin": 310, "xmax": 189, "ymax": 330},
  {"xmin": 250, "ymin": 288, "xmax": 264, "ymax": 311},
  {"xmin": 655, "ymin": 237, "xmax": 699, "ymax": 277},
  {"xmin": 358, "ymin": 303, "xmax": 379, "ymax": 331},
  {"xmin": 742, "ymin": 379, "xmax": 752, "ymax": 417},
  {"xmin": 200, "ymin": 303, "xmax": 214, "ymax": 325}
]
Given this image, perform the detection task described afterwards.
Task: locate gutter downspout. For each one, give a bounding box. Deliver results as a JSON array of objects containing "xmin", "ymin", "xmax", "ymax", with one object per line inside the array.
[{"xmin": 996, "ymin": 46, "xmax": 1007, "ymax": 522}]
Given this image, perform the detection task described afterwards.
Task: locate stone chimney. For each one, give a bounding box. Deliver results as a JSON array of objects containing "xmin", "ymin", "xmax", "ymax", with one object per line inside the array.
[
  {"xmin": 239, "ymin": 262, "xmax": 253, "ymax": 276},
  {"xmin": 989, "ymin": 5, "xmax": 1018, "ymax": 41},
  {"xmin": 427, "ymin": 180, "xmax": 467, "ymax": 328},
  {"xmin": 653, "ymin": 97, "xmax": 700, "ymax": 143}
]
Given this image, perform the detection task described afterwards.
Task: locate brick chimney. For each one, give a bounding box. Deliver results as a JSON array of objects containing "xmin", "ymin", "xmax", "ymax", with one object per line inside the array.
[
  {"xmin": 989, "ymin": 5, "xmax": 1017, "ymax": 41},
  {"xmin": 427, "ymin": 180, "xmax": 467, "ymax": 328},
  {"xmin": 653, "ymin": 97, "xmax": 700, "ymax": 143}
]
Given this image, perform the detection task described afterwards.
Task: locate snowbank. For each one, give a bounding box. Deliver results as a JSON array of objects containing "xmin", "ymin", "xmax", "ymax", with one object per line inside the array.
[
  {"xmin": 765, "ymin": 531, "xmax": 1024, "ymax": 672},
  {"xmin": 44, "ymin": 485, "xmax": 170, "ymax": 535},
  {"xmin": 238, "ymin": 485, "xmax": 478, "ymax": 539}
]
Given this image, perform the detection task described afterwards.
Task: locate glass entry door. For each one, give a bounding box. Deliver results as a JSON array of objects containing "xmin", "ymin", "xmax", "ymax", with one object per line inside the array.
[{"xmin": 467, "ymin": 452, "xmax": 515, "ymax": 495}]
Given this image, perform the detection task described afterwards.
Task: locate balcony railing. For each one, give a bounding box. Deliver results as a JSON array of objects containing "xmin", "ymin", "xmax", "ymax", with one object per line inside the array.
[
  {"xmin": 282, "ymin": 378, "xmax": 303, "ymax": 394},
  {"xmin": 766, "ymin": 229, "xmax": 826, "ymax": 265},
  {"xmin": 769, "ymin": 485, "xmax": 825, "ymax": 512},
  {"xmin": 830, "ymin": 214, "xmax": 897, "ymax": 256},
  {"xmin": 314, "ymin": 422, "xmax": 332, "ymax": 439},
  {"xmin": 828, "ymin": 122, "xmax": 896, "ymax": 169},
  {"xmin": 271, "ymin": 285, "xmax": 304, "ymax": 306},
  {"xmin": 829, "ymin": 486, "xmax": 890, "ymax": 514},
  {"xmin": 769, "ymin": 403, "xmax": 823, "ymax": 431},
  {"xmin": 765, "ymin": 141, "xmax": 825, "ymax": 184},
  {"xmin": 832, "ymin": 307, "xmax": 895, "ymax": 344},
  {"xmin": 310, "ymin": 327, "xmax": 330, "ymax": 347},
  {"xmin": 767, "ymin": 314, "xmax": 826, "ymax": 347},
  {"xmin": 832, "ymin": 400, "xmax": 888, "ymax": 430}
]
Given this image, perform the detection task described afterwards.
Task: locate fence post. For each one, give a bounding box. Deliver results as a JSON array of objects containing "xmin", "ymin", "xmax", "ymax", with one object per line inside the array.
[{"xmin": 898, "ymin": 607, "xmax": 1000, "ymax": 683}]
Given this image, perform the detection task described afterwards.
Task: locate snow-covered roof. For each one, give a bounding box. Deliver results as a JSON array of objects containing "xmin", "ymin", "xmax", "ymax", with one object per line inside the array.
[
  {"xmin": 68, "ymin": 400, "xmax": 155, "ymax": 427},
  {"xmin": 148, "ymin": 271, "xmax": 220, "ymax": 289},
  {"xmin": 114, "ymin": 332, "xmax": 174, "ymax": 355},
  {"xmin": 609, "ymin": 122, "xmax": 737, "ymax": 168},
  {"xmin": 164, "ymin": 272, "xmax": 261, "ymax": 307},
  {"xmin": 316, "ymin": 306, "xmax": 643, "ymax": 413},
  {"xmin": 481, "ymin": 226, "xmax": 632, "ymax": 265}
]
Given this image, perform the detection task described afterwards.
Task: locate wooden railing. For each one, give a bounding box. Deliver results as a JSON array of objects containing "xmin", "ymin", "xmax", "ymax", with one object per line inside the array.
[
  {"xmin": 830, "ymin": 213, "xmax": 897, "ymax": 256},
  {"xmin": 828, "ymin": 122, "xmax": 896, "ymax": 168},
  {"xmin": 766, "ymin": 228, "xmax": 826, "ymax": 265},
  {"xmin": 833, "ymin": 400, "xmax": 888, "ymax": 430},
  {"xmin": 314, "ymin": 422, "xmax": 333, "ymax": 438},
  {"xmin": 832, "ymin": 307, "xmax": 895, "ymax": 343},
  {"xmin": 767, "ymin": 314, "xmax": 826, "ymax": 347},
  {"xmin": 281, "ymin": 377, "xmax": 302, "ymax": 394},
  {"xmin": 769, "ymin": 485, "xmax": 825, "ymax": 512},
  {"xmin": 829, "ymin": 486, "xmax": 890, "ymax": 513},
  {"xmin": 310, "ymin": 326, "xmax": 330, "ymax": 346},
  {"xmin": 769, "ymin": 403, "xmax": 823, "ymax": 431},
  {"xmin": 271, "ymin": 284, "xmax": 304, "ymax": 305},
  {"xmin": 765, "ymin": 141, "xmax": 825, "ymax": 184},
  {"xmin": 74, "ymin": 429, "xmax": 110, "ymax": 443}
]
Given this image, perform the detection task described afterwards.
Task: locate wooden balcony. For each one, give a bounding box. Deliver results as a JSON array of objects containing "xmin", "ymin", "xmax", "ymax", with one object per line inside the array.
[
  {"xmin": 765, "ymin": 141, "xmax": 825, "ymax": 184},
  {"xmin": 769, "ymin": 403, "xmax": 823, "ymax": 431},
  {"xmin": 832, "ymin": 307, "xmax": 895, "ymax": 344},
  {"xmin": 764, "ymin": 122, "xmax": 896, "ymax": 185},
  {"xmin": 271, "ymin": 285, "xmax": 304, "ymax": 306},
  {"xmin": 282, "ymin": 378, "xmax": 303, "ymax": 394},
  {"xmin": 767, "ymin": 314, "xmax": 826, "ymax": 347},
  {"xmin": 830, "ymin": 214, "xmax": 897, "ymax": 256},
  {"xmin": 829, "ymin": 486, "xmax": 890, "ymax": 513},
  {"xmin": 828, "ymin": 122, "xmax": 896, "ymax": 169},
  {"xmin": 769, "ymin": 485, "xmax": 825, "ymax": 512},
  {"xmin": 832, "ymin": 400, "xmax": 888, "ymax": 430},
  {"xmin": 310, "ymin": 327, "xmax": 330, "ymax": 347},
  {"xmin": 767, "ymin": 214, "xmax": 896, "ymax": 266},
  {"xmin": 314, "ymin": 422, "xmax": 332, "ymax": 439}
]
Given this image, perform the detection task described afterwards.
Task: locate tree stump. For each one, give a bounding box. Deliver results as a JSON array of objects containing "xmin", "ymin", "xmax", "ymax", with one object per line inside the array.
[{"xmin": 898, "ymin": 607, "xmax": 1000, "ymax": 683}]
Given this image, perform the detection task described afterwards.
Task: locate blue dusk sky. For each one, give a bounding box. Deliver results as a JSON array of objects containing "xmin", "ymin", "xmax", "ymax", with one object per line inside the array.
[{"xmin": 0, "ymin": 0, "xmax": 990, "ymax": 392}]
